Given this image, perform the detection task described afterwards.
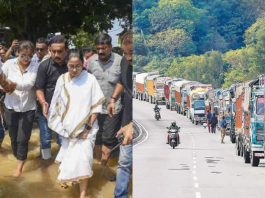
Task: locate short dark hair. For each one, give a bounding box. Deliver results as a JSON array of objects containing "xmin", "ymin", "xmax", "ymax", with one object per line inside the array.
[
  {"xmin": 68, "ymin": 49, "xmax": 84, "ymax": 63},
  {"xmin": 95, "ymin": 33, "xmax": 112, "ymax": 45},
  {"xmin": 36, "ymin": 37, "xmax": 48, "ymax": 45},
  {"xmin": 18, "ymin": 40, "xmax": 35, "ymax": 53},
  {"xmin": 48, "ymin": 35, "xmax": 68, "ymax": 48}
]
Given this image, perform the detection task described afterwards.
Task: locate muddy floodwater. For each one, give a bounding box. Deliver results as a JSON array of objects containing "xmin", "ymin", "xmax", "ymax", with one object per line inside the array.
[{"xmin": 0, "ymin": 125, "xmax": 132, "ymax": 198}]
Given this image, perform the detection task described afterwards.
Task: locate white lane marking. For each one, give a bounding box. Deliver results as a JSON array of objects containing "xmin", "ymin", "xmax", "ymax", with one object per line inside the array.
[
  {"xmin": 194, "ymin": 183, "xmax": 199, "ymax": 188},
  {"xmin": 193, "ymin": 165, "xmax": 197, "ymax": 169},
  {"xmin": 133, "ymin": 120, "xmax": 149, "ymax": 147},
  {"xmin": 193, "ymin": 160, "xmax": 197, "ymax": 164},
  {"xmin": 195, "ymin": 192, "xmax": 201, "ymax": 198},
  {"xmin": 193, "ymin": 176, "xmax": 198, "ymax": 181}
]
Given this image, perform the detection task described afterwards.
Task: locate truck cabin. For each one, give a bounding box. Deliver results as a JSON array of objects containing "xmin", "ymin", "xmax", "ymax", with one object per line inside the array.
[{"xmin": 192, "ymin": 99, "xmax": 206, "ymax": 110}]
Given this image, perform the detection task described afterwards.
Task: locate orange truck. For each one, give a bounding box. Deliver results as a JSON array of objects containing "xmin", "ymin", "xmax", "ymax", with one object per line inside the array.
[
  {"xmin": 174, "ymin": 80, "xmax": 190, "ymax": 115},
  {"xmin": 135, "ymin": 73, "xmax": 148, "ymax": 101}
]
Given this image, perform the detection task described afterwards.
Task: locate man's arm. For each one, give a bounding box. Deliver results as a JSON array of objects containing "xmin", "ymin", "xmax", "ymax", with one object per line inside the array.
[
  {"xmin": 36, "ymin": 89, "xmax": 49, "ymax": 117},
  {"xmin": 107, "ymin": 83, "xmax": 124, "ymax": 117},
  {"xmin": 116, "ymin": 121, "xmax": 133, "ymax": 145}
]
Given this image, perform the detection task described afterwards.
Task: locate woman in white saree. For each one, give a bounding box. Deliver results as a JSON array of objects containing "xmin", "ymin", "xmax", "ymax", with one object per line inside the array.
[{"xmin": 47, "ymin": 49, "xmax": 104, "ymax": 198}]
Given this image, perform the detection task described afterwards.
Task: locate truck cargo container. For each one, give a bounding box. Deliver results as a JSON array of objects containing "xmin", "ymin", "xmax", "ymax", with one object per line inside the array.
[
  {"xmin": 135, "ymin": 73, "xmax": 148, "ymax": 100},
  {"xmin": 235, "ymin": 79, "xmax": 264, "ymax": 166}
]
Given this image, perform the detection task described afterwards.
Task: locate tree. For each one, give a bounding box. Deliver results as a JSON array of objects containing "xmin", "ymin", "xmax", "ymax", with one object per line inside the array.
[
  {"xmin": 149, "ymin": 1, "xmax": 203, "ymax": 34},
  {"xmin": 0, "ymin": 0, "xmax": 131, "ymax": 41},
  {"xmin": 147, "ymin": 28, "xmax": 196, "ymax": 56}
]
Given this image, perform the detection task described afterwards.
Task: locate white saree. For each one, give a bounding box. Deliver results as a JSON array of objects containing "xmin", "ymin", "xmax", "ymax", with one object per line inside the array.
[{"xmin": 48, "ymin": 71, "xmax": 105, "ymax": 184}]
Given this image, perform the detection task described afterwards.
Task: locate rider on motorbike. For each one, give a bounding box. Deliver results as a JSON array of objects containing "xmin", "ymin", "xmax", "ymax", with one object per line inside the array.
[
  {"xmin": 166, "ymin": 121, "xmax": 180, "ymax": 144},
  {"xmin": 154, "ymin": 104, "xmax": 160, "ymax": 112}
]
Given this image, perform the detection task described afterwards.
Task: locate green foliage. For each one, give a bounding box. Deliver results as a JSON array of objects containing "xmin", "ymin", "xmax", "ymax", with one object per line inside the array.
[
  {"xmin": 0, "ymin": 0, "xmax": 131, "ymax": 41},
  {"xmin": 134, "ymin": 0, "xmax": 265, "ymax": 88},
  {"xmin": 149, "ymin": 1, "xmax": 203, "ymax": 34},
  {"xmin": 147, "ymin": 28, "xmax": 196, "ymax": 56},
  {"xmin": 71, "ymin": 29, "xmax": 97, "ymax": 49}
]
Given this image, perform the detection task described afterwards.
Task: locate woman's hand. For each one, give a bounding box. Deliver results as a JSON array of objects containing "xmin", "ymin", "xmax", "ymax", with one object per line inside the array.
[{"xmin": 77, "ymin": 129, "xmax": 89, "ymax": 139}]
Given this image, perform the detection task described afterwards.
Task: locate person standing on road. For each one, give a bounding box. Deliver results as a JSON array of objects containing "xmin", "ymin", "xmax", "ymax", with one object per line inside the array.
[
  {"xmin": 210, "ymin": 113, "xmax": 218, "ymax": 133},
  {"xmin": 87, "ymin": 33, "xmax": 122, "ymax": 181},
  {"xmin": 35, "ymin": 35, "xmax": 68, "ymax": 160},
  {"xmin": 220, "ymin": 116, "xmax": 227, "ymax": 143},
  {"xmin": 206, "ymin": 109, "xmax": 212, "ymax": 133}
]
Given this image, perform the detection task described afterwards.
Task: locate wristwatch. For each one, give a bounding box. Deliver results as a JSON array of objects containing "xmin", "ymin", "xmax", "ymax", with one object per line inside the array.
[{"xmin": 84, "ymin": 124, "xmax": 92, "ymax": 130}]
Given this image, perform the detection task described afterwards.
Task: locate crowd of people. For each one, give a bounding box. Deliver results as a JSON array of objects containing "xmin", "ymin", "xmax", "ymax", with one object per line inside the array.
[{"xmin": 0, "ymin": 32, "xmax": 132, "ymax": 198}]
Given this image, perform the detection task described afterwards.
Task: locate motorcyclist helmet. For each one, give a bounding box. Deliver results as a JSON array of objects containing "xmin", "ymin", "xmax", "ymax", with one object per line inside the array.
[{"xmin": 171, "ymin": 121, "xmax": 176, "ymax": 127}]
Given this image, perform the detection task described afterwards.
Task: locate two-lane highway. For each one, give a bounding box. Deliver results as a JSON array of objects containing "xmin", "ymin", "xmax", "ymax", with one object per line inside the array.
[{"xmin": 133, "ymin": 99, "xmax": 265, "ymax": 198}]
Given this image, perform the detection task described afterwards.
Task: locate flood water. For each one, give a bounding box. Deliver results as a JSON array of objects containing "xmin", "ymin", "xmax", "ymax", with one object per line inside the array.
[{"xmin": 0, "ymin": 125, "xmax": 132, "ymax": 198}]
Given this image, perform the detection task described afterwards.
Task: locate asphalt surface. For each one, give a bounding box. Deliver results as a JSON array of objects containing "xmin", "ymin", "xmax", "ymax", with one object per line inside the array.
[{"xmin": 133, "ymin": 99, "xmax": 265, "ymax": 198}]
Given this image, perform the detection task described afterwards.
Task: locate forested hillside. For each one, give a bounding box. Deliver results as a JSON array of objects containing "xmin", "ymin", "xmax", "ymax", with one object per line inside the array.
[{"xmin": 133, "ymin": 0, "xmax": 265, "ymax": 88}]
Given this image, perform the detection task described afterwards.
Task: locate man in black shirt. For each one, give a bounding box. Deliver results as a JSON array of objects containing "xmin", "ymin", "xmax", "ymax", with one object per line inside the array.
[
  {"xmin": 107, "ymin": 31, "xmax": 133, "ymax": 197},
  {"xmin": 35, "ymin": 35, "xmax": 68, "ymax": 160}
]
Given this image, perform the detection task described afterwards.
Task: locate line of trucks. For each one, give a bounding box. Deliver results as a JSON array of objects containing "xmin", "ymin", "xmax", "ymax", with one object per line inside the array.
[{"xmin": 134, "ymin": 71, "xmax": 265, "ymax": 167}]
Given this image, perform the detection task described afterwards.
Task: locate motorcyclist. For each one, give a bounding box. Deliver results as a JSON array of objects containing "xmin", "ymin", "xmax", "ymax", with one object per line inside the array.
[
  {"xmin": 154, "ymin": 104, "xmax": 161, "ymax": 120},
  {"xmin": 153, "ymin": 104, "xmax": 160, "ymax": 112},
  {"xmin": 166, "ymin": 121, "xmax": 180, "ymax": 144}
]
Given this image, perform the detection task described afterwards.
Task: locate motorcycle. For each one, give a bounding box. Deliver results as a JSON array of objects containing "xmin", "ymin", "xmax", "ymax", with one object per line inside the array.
[
  {"xmin": 167, "ymin": 126, "xmax": 180, "ymax": 149},
  {"xmin": 154, "ymin": 108, "xmax": 161, "ymax": 120}
]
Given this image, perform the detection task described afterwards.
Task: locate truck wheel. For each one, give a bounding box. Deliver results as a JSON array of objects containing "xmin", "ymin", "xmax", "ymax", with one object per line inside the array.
[
  {"xmin": 239, "ymin": 145, "xmax": 244, "ymax": 157},
  {"xmin": 235, "ymin": 144, "xmax": 240, "ymax": 156},
  {"xmin": 166, "ymin": 103, "xmax": 169, "ymax": 109},
  {"xmin": 195, "ymin": 121, "xmax": 198, "ymax": 125},
  {"xmin": 243, "ymin": 148, "xmax": 250, "ymax": 163},
  {"xmin": 251, "ymin": 152, "xmax": 260, "ymax": 167},
  {"xmin": 230, "ymin": 135, "xmax": 236, "ymax": 144}
]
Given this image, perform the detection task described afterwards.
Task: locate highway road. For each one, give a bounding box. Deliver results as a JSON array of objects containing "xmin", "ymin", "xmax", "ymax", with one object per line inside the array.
[{"xmin": 133, "ymin": 99, "xmax": 265, "ymax": 198}]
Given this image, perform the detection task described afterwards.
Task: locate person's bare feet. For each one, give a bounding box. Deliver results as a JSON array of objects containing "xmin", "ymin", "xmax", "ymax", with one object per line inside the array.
[
  {"xmin": 12, "ymin": 169, "xmax": 22, "ymax": 177},
  {"xmin": 12, "ymin": 160, "xmax": 25, "ymax": 177}
]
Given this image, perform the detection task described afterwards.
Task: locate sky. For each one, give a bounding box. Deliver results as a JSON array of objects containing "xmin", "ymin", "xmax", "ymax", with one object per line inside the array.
[{"xmin": 108, "ymin": 19, "xmax": 124, "ymax": 47}]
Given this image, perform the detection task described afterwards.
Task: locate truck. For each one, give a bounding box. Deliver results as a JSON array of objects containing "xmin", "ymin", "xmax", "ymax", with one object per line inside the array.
[
  {"xmin": 227, "ymin": 84, "xmax": 237, "ymax": 143},
  {"xmin": 153, "ymin": 76, "xmax": 171, "ymax": 104},
  {"xmin": 168, "ymin": 79, "xmax": 184, "ymax": 110},
  {"xmin": 135, "ymin": 73, "xmax": 148, "ymax": 100},
  {"xmin": 187, "ymin": 85, "xmax": 212, "ymax": 125},
  {"xmin": 236, "ymin": 78, "xmax": 264, "ymax": 166},
  {"xmin": 146, "ymin": 74, "xmax": 160, "ymax": 103},
  {"xmin": 164, "ymin": 78, "xmax": 172, "ymax": 109},
  {"xmin": 174, "ymin": 80, "xmax": 190, "ymax": 115},
  {"xmin": 143, "ymin": 71, "xmax": 160, "ymax": 102},
  {"xmin": 205, "ymin": 88, "xmax": 222, "ymax": 115}
]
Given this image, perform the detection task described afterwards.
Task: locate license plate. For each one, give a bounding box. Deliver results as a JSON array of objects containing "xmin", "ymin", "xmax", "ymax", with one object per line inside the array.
[{"xmin": 254, "ymin": 153, "xmax": 264, "ymax": 157}]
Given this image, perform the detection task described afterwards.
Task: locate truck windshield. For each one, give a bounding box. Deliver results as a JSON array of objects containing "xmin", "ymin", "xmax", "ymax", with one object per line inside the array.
[
  {"xmin": 256, "ymin": 97, "xmax": 264, "ymax": 115},
  {"xmin": 156, "ymin": 84, "xmax": 164, "ymax": 89},
  {"xmin": 194, "ymin": 100, "xmax": 205, "ymax": 110}
]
